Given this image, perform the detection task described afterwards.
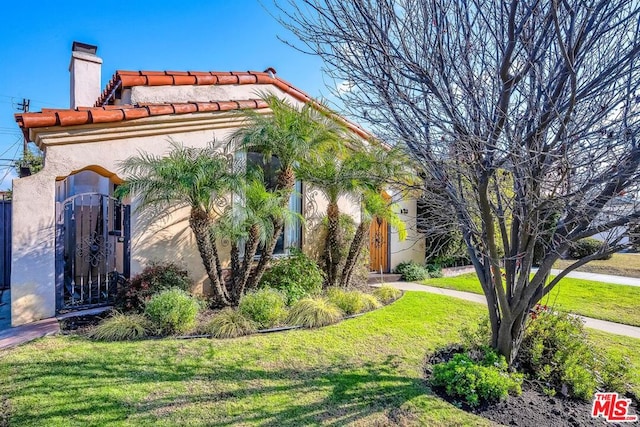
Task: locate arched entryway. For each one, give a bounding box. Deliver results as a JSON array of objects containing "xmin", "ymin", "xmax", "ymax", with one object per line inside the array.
[
  {"xmin": 55, "ymin": 168, "xmax": 130, "ymax": 312},
  {"xmin": 369, "ymin": 191, "xmax": 391, "ymax": 273}
]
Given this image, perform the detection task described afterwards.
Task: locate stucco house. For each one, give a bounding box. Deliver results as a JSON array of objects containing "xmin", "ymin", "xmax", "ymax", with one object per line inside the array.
[{"xmin": 9, "ymin": 42, "xmax": 424, "ymax": 326}]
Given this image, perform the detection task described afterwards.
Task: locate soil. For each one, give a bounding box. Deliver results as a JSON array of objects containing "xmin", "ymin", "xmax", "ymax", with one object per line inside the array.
[
  {"xmin": 426, "ymin": 346, "xmax": 639, "ymax": 427},
  {"xmin": 58, "ymin": 310, "xmax": 113, "ymax": 332}
]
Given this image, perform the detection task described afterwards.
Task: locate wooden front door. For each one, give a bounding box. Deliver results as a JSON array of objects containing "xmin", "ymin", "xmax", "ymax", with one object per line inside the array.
[{"xmin": 369, "ymin": 216, "xmax": 389, "ymax": 273}]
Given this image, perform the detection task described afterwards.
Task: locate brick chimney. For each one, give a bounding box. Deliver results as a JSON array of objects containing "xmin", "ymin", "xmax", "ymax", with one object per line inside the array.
[{"xmin": 69, "ymin": 41, "xmax": 102, "ymax": 109}]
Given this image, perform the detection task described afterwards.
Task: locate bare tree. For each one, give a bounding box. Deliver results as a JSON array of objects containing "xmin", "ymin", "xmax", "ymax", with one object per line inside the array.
[{"xmin": 277, "ymin": 0, "xmax": 640, "ymax": 364}]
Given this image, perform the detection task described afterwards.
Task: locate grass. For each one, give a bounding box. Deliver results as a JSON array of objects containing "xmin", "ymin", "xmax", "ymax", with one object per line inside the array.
[
  {"xmin": 588, "ymin": 330, "xmax": 640, "ymax": 398},
  {"xmin": 554, "ymin": 253, "xmax": 640, "ymax": 278},
  {"xmin": 422, "ymin": 273, "xmax": 640, "ymax": 327},
  {"xmin": 0, "ymin": 292, "xmax": 638, "ymax": 425},
  {"xmin": 0, "ymin": 292, "xmax": 494, "ymax": 426}
]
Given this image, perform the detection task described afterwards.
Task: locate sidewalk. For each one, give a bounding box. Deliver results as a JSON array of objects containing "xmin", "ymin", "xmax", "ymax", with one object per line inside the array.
[
  {"xmin": 0, "ymin": 317, "xmax": 60, "ymax": 350},
  {"xmin": 374, "ymin": 282, "xmax": 640, "ymax": 339},
  {"xmin": 547, "ymin": 269, "xmax": 640, "ymax": 287}
]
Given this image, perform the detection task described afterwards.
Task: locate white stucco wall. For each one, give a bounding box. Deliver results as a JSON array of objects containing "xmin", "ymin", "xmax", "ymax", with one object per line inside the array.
[
  {"xmin": 389, "ymin": 196, "xmax": 425, "ymax": 270},
  {"xmin": 10, "ymin": 82, "xmax": 424, "ymax": 325}
]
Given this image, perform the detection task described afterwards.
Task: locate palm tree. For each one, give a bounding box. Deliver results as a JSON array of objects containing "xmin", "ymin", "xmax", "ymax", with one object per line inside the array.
[
  {"xmin": 231, "ymin": 94, "xmax": 341, "ymax": 287},
  {"xmin": 295, "ymin": 144, "xmax": 368, "ymax": 287},
  {"xmin": 216, "ymin": 172, "xmax": 300, "ymax": 302},
  {"xmin": 117, "ymin": 141, "xmax": 240, "ymax": 306},
  {"xmin": 340, "ymin": 190, "xmax": 406, "ymax": 287},
  {"xmin": 297, "ymin": 140, "xmax": 411, "ymax": 287}
]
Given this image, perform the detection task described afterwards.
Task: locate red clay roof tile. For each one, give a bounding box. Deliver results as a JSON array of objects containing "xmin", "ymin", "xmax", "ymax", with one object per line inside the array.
[
  {"xmin": 16, "ymin": 69, "xmax": 371, "ymax": 141},
  {"xmin": 15, "ymin": 99, "xmax": 269, "ymax": 135}
]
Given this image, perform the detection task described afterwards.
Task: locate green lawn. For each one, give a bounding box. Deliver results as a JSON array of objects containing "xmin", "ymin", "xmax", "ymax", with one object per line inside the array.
[
  {"xmin": 554, "ymin": 253, "xmax": 640, "ymax": 278},
  {"xmin": 588, "ymin": 330, "xmax": 640, "ymax": 398},
  {"xmin": 422, "ymin": 273, "xmax": 640, "ymax": 327},
  {"xmin": 0, "ymin": 292, "xmax": 494, "ymax": 427},
  {"xmin": 2, "ymin": 291, "xmax": 639, "ymax": 426}
]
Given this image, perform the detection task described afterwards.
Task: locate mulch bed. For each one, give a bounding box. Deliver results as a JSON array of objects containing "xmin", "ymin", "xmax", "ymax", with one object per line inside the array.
[
  {"xmin": 425, "ymin": 346, "xmax": 639, "ymax": 427},
  {"xmin": 58, "ymin": 310, "xmax": 113, "ymax": 332}
]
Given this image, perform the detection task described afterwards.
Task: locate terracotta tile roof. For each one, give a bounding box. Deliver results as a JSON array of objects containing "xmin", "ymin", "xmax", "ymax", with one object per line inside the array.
[
  {"xmin": 96, "ymin": 69, "xmax": 370, "ymax": 140},
  {"xmin": 16, "ymin": 100, "xmax": 268, "ymax": 130},
  {"xmin": 15, "ymin": 68, "xmax": 371, "ymax": 141},
  {"xmin": 96, "ymin": 70, "xmax": 310, "ymax": 107}
]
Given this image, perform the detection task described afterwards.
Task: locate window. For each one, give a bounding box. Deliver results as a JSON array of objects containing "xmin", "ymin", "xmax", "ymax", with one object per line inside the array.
[{"xmin": 246, "ymin": 152, "xmax": 302, "ymax": 255}]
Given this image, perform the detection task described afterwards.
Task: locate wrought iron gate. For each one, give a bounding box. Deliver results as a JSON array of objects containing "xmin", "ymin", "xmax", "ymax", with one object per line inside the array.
[{"xmin": 56, "ymin": 192, "xmax": 130, "ymax": 311}]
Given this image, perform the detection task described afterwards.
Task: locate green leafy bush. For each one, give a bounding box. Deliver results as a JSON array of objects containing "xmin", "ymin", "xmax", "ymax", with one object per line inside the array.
[
  {"xmin": 431, "ymin": 349, "xmax": 523, "ymax": 407},
  {"xmin": 144, "ymin": 288, "xmax": 200, "ymax": 335},
  {"xmin": 287, "ymin": 297, "xmax": 342, "ymax": 328},
  {"xmin": 567, "ymin": 237, "xmax": 612, "ymax": 260},
  {"xmin": 394, "ymin": 261, "xmax": 430, "ymax": 281},
  {"xmin": 425, "ymin": 264, "xmax": 443, "ymax": 278},
  {"xmin": 238, "ymin": 288, "xmax": 287, "ymax": 329},
  {"xmin": 326, "ymin": 288, "xmax": 364, "ymax": 314},
  {"xmin": 518, "ymin": 308, "xmax": 629, "ymax": 400},
  {"xmin": 259, "ymin": 249, "xmax": 323, "ymax": 304},
  {"xmin": 116, "ymin": 262, "xmax": 193, "ymax": 312},
  {"xmin": 372, "ymin": 284, "xmax": 402, "ymax": 303},
  {"xmin": 203, "ymin": 308, "xmax": 256, "ymax": 338},
  {"xmin": 87, "ymin": 312, "xmax": 151, "ymax": 341}
]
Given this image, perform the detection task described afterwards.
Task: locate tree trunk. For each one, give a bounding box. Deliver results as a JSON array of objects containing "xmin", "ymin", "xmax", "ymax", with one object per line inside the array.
[
  {"xmin": 247, "ymin": 220, "xmax": 284, "ymax": 289},
  {"xmin": 494, "ymin": 308, "xmax": 528, "ymax": 366},
  {"xmin": 189, "ymin": 209, "xmax": 230, "ymax": 306},
  {"xmin": 229, "ymin": 242, "xmax": 241, "ymax": 304},
  {"xmin": 324, "ymin": 201, "xmax": 341, "ymax": 287},
  {"xmin": 340, "ymin": 220, "xmax": 369, "ymax": 287},
  {"xmin": 239, "ymin": 225, "xmax": 261, "ymax": 294}
]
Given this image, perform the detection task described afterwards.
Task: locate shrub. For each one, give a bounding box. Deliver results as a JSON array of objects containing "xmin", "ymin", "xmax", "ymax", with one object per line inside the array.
[
  {"xmin": 394, "ymin": 261, "xmax": 430, "ymax": 281},
  {"xmin": 431, "ymin": 349, "xmax": 523, "ymax": 407},
  {"xmin": 360, "ymin": 293, "xmax": 382, "ymax": 311},
  {"xmin": 425, "ymin": 264, "xmax": 443, "ymax": 278},
  {"xmin": 116, "ymin": 262, "xmax": 193, "ymax": 312},
  {"xmin": 144, "ymin": 288, "xmax": 200, "ymax": 335},
  {"xmin": 326, "ymin": 288, "xmax": 364, "ymax": 314},
  {"xmin": 372, "ymin": 284, "xmax": 402, "ymax": 303},
  {"xmin": 203, "ymin": 308, "xmax": 256, "ymax": 338},
  {"xmin": 238, "ymin": 288, "xmax": 287, "ymax": 329},
  {"xmin": 287, "ymin": 297, "xmax": 342, "ymax": 328},
  {"xmin": 518, "ymin": 309, "xmax": 629, "ymax": 400},
  {"xmin": 259, "ymin": 249, "xmax": 323, "ymax": 304},
  {"xmin": 567, "ymin": 237, "xmax": 612, "ymax": 260},
  {"xmin": 87, "ymin": 312, "xmax": 151, "ymax": 341}
]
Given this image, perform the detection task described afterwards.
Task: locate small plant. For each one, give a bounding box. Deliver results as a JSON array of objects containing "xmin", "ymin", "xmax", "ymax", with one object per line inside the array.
[
  {"xmin": 238, "ymin": 288, "xmax": 287, "ymax": 329},
  {"xmin": 326, "ymin": 288, "xmax": 365, "ymax": 314},
  {"xmin": 393, "ymin": 261, "xmax": 430, "ymax": 281},
  {"xmin": 259, "ymin": 249, "xmax": 324, "ymax": 304},
  {"xmin": 360, "ymin": 293, "xmax": 382, "ymax": 311},
  {"xmin": 518, "ymin": 309, "xmax": 629, "ymax": 400},
  {"xmin": 144, "ymin": 288, "xmax": 200, "ymax": 335},
  {"xmin": 567, "ymin": 237, "xmax": 612, "ymax": 260},
  {"xmin": 116, "ymin": 261, "xmax": 193, "ymax": 312},
  {"xmin": 287, "ymin": 297, "xmax": 342, "ymax": 328},
  {"xmin": 87, "ymin": 312, "xmax": 151, "ymax": 341},
  {"xmin": 203, "ymin": 308, "xmax": 257, "ymax": 338},
  {"xmin": 425, "ymin": 264, "xmax": 443, "ymax": 278},
  {"xmin": 431, "ymin": 349, "xmax": 523, "ymax": 407},
  {"xmin": 372, "ymin": 284, "xmax": 402, "ymax": 303}
]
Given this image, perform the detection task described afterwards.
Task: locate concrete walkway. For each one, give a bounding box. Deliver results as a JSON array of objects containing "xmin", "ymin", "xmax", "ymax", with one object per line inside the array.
[
  {"xmin": 547, "ymin": 269, "xmax": 640, "ymax": 287},
  {"xmin": 0, "ymin": 306, "xmax": 112, "ymax": 351},
  {"xmin": 375, "ymin": 282, "xmax": 640, "ymax": 339},
  {"xmin": 0, "ymin": 317, "xmax": 60, "ymax": 351}
]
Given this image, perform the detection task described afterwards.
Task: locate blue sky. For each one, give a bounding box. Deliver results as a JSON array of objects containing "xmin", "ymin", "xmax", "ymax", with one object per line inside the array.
[{"xmin": 0, "ymin": 1, "xmax": 331, "ymax": 189}]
